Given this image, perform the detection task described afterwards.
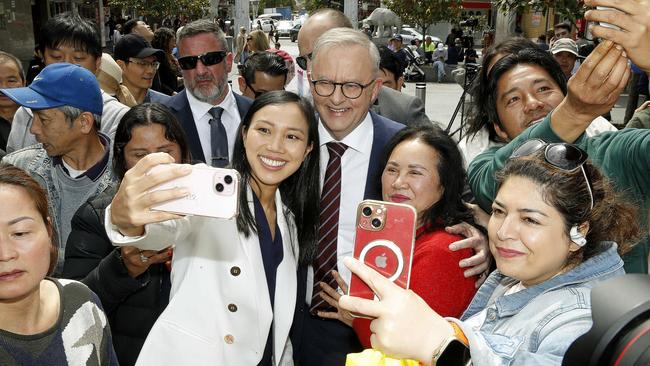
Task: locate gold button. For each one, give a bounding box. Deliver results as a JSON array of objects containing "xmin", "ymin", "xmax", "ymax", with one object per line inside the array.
[
  {"xmin": 224, "ymin": 334, "xmax": 234, "ymax": 344},
  {"xmin": 228, "ymin": 303, "xmax": 238, "ymax": 312},
  {"xmin": 230, "ymin": 266, "xmax": 241, "ymax": 276}
]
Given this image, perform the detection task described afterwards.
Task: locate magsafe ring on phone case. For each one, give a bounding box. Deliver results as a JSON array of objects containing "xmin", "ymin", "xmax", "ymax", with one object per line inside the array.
[{"xmin": 358, "ymin": 239, "xmax": 404, "ymax": 282}]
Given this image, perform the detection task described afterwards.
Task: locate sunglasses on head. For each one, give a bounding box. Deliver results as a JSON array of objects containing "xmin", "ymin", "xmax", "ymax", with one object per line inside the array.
[
  {"xmin": 296, "ymin": 52, "xmax": 312, "ymax": 71},
  {"xmin": 177, "ymin": 51, "xmax": 227, "ymax": 70},
  {"xmin": 510, "ymin": 138, "xmax": 594, "ymax": 210}
]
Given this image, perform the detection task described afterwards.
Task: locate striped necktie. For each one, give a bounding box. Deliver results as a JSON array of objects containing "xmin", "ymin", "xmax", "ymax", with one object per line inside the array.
[{"xmin": 310, "ymin": 141, "xmax": 348, "ymax": 314}]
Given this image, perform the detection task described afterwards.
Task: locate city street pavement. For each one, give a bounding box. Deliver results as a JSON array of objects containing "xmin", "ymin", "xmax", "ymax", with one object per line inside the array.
[{"xmin": 229, "ymin": 37, "xmax": 630, "ymax": 138}]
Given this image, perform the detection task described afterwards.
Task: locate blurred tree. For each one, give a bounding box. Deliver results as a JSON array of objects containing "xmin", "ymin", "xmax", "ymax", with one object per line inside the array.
[
  {"xmin": 493, "ymin": 0, "xmax": 584, "ymax": 25},
  {"xmin": 108, "ymin": 0, "xmax": 210, "ymax": 19},
  {"xmin": 303, "ymin": 0, "xmax": 343, "ymax": 13},
  {"xmin": 386, "ymin": 0, "xmax": 463, "ymax": 41}
]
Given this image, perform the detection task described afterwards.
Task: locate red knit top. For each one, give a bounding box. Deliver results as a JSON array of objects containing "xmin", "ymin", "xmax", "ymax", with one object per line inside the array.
[{"xmin": 352, "ymin": 226, "xmax": 478, "ymax": 349}]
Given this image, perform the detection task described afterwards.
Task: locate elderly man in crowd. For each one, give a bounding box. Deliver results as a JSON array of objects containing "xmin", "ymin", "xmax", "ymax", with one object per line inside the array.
[
  {"xmin": 296, "ymin": 8, "xmax": 431, "ymax": 128},
  {"xmin": 1, "ymin": 63, "xmax": 117, "ymax": 276},
  {"xmin": 6, "ymin": 12, "xmax": 128, "ymax": 153}
]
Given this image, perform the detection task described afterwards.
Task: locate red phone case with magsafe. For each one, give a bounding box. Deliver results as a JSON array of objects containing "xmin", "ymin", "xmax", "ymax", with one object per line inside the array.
[{"xmin": 348, "ymin": 200, "xmax": 417, "ymax": 306}]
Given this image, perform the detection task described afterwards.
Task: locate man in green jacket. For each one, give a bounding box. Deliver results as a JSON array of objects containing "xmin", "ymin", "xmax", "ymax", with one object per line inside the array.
[{"xmin": 469, "ymin": 39, "xmax": 650, "ymax": 273}]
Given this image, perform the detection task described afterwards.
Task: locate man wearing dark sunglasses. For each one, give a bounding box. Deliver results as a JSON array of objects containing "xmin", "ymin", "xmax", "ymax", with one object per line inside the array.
[
  {"xmin": 237, "ymin": 51, "xmax": 288, "ymax": 99},
  {"xmin": 294, "ymin": 8, "xmax": 430, "ymax": 128},
  {"xmin": 162, "ymin": 19, "xmax": 252, "ymax": 165},
  {"xmin": 468, "ymin": 40, "xmax": 650, "ymax": 274}
]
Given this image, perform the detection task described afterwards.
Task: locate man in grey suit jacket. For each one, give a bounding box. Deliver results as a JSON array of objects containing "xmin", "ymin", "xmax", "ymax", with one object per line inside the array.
[
  {"xmin": 373, "ymin": 86, "xmax": 430, "ymax": 127},
  {"xmin": 373, "ymin": 45, "xmax": 430, "ymax": 127}
]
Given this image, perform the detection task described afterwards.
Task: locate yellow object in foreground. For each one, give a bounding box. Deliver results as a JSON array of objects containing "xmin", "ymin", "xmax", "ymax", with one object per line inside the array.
[{"xmin": 346, "ymin": 349, "xmax": 422, "ymax": 366}]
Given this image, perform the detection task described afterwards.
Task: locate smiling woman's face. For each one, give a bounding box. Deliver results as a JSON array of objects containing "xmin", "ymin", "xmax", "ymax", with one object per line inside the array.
[
  {"xmin": 243, "ymin": 102, "xmax": 312, "ymax": 195},
  {"xmin": 381, "ymin": 139, "xmax": 444, "ymax": 227},
  {"xmin": 488, "ymin": 175, "xmax": 579, "ymax": 287}
]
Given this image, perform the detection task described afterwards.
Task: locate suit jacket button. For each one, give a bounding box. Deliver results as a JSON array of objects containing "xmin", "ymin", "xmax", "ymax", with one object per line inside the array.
[
  {"xmin": 228, "ymin": 303, "xmax": 238, "ymax": 312},
  {"xmin": 230, "ymin": 266, "xmax": 241, "ymax": 276},
  {"xmin": 224, "ymin": 334, "xmax": 235, "ymax": 344}
]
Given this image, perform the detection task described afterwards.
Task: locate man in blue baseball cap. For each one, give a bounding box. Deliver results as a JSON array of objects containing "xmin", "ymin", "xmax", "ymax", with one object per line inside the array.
[
  {"xmin": 5, "ymin": 12, "xmax": 128, "ymax": 153},
  {"xmin": 1, "ymin": 62, "xmax": 117, "ymax": 276}
]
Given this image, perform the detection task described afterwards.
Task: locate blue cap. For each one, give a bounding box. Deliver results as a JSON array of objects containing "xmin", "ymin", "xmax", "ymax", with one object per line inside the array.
[{"xmin": 0, "ymin": 63, "xmax": 102, "ymax": 115}]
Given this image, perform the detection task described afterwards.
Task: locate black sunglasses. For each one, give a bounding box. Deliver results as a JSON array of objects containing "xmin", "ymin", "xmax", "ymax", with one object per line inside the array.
[
  {"xmin": 178, "ymin": 51, "xmax": 227, "ymax": 70},
  {"xmin": 510, "ymin": 138, "xmax": 594, "ymax": 209},
  {"xmin": 296, "ymin": 53, "xmax": 312, "ymax": 71}
]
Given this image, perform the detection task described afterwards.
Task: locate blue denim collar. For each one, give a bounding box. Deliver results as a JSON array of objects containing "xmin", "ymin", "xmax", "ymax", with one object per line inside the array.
[{"xmin": 463, "ymin": 242, "xmax": 623, "ymax": 319}]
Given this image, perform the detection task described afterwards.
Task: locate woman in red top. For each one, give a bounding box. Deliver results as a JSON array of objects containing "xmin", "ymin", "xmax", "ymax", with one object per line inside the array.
[{"xmin": 318, "ymin": 124, "xmax": 479, "ymax": 348}]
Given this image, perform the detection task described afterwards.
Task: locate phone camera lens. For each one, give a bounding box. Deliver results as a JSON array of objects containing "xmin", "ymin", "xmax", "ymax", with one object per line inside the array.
[
  {"xmin": 362, "ymin": 206, "xmax": 372, "ymax": 217},
  {"xmin": 371, "ymin": 218, "xmax": 382, "ymax": 228},
  {"xmin": 215, "ymin": 183, "xmax": 224, "ymax": 192},
  {"xmin": 224, "ymin": 175, "xmax": 233, "ymax": 184}
]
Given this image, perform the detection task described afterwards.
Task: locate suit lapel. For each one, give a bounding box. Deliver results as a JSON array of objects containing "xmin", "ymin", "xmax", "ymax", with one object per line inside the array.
[
  {"xmin": 167, "ymin": 90, "xmax": 206, "ymax": 163},
  {"xmin": 272, "ymin": 190, "xmax": 297, "ymax": 365},
  {"xmin": 364, "ymin": 111, "xmax": 391, "ymax": 200},
  {"xmin": 234, "ymin": 92, "xmax": 254, "ymax": 122}
]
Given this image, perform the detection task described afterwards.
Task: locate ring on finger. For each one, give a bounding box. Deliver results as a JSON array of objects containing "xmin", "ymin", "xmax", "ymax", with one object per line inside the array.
[{"xmin": 139, "ymin": 252, "xmax": 150, "ymax": 263}]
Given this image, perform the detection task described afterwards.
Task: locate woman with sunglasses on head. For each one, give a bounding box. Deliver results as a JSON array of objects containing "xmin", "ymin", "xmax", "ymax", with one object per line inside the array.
[
  {"xmin": 316, "ymin": 125, "xmax": 480, "ymax": 348},
  {"xmin": 104, "ymin": 91, "xmax": 320, "ymax": 365},
  {"xmin": 61, "ymin": 103, "xmax": 190, "ymax": 366},
  {"xmin": 337, "ymin": 140, "xmax": 639, "ymax": 366},
  {"xmin": 0, "ymin": 164, "xmax": 118, "ymax": 365}
]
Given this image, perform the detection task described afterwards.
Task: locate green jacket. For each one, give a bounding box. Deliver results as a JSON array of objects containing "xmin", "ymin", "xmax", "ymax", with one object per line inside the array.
[
  {"xmin": 468, "ymin": 114, "xmax": 650, "ymax": 274},
  {"xmin": 626, "ymin": 108, "xmax": 650, "ymax": 129}
]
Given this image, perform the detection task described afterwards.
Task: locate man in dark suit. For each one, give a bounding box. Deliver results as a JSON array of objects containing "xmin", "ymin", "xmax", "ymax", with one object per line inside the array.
[
  {"xmin": 296, "ymin": 9, "xmax": 430, "ymax": 128},
  {"xmin": 292, "ymin": 26, "xmax": 404, "ymax": 366},
  {"xmin": 163, "ymin": 19, "xmax": 252, "ymax": 164},
  {"xmin": 292, "ymin": 12, "xmax": 489, "ymax": 366}
]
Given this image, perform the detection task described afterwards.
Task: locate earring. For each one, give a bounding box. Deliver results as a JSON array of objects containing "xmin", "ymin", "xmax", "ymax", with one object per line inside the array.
[{"xmin": 569, "ymin": 225, "xmax": 587, "ymax": 247}]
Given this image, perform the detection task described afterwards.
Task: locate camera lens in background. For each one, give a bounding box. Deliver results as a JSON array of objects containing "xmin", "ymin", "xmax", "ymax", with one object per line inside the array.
[
  {"xmin": 215, "ymin": 183, "xmax": 224, "ymax": 192},
  {"xmin": 371, "ymin": 218, "xmax": 382, "ymax": 228},
  {"xmin": 362, "ymin": 206, "xmax": 372, "ymax": 217},
  {"xmin": 224, "ymin": 175, "xmax": 233, "ymax": 184}
]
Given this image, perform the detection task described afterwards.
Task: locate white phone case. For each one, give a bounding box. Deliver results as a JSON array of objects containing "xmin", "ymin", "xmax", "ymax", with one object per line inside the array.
[{"xmin": 149, "ymin": 164, "xmax": 241, "ymax": 219}]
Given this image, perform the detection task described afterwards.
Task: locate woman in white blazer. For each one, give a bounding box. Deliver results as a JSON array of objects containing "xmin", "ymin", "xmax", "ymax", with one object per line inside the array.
[{"xmin": 104, "ymin": 91, "xmax": 321, "ymax": 366}]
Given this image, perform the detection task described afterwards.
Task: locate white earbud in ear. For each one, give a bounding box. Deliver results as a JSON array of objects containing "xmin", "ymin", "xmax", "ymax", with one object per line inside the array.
[{"xmin": 570, "ymin": 225, "xmax": 587, "ymax": 247}]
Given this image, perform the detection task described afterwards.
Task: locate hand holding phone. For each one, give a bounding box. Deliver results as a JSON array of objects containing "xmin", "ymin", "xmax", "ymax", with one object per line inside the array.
[
  {"xmin": 149, "ymin": 164, "xmax": 241, "ymax": 219},
  {"xmin": 348, "ymin": 200, "xmax": 417, "ymax": 312}
]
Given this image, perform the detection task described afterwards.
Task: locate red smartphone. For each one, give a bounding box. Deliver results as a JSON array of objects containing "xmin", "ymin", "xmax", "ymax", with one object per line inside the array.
[{"xmin": 348, "ymin": 200, "xmax": 417, "ymax": 308}]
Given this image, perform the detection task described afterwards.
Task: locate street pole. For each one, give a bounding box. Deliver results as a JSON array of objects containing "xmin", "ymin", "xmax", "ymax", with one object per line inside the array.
[
  {"xmin": 98, "ymin": 0, "xmax": 106, "ymax": 48},
  {"xmin": 210, "ymin": 0, "xmax": 220, "ymax": 19},
  {"xmin": 234, "ymin": 0, "xmax": 250, "ymax": 40},
  {"xmin": 344, "ymin": 0, "xmax": 358, "ymax": 29}
]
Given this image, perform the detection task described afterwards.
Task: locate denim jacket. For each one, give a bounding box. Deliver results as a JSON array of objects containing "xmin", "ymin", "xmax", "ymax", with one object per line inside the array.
[
  {"xmin": 2, "ymin": 134, "xmax": 117, "ymax": 274},
  {"xmin": 451, "ymin": 242, "xmax": 624, "ymax": 366}
]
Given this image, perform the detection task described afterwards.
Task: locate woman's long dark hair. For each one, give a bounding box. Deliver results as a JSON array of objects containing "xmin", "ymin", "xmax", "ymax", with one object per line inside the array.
[
  {"xmin": 232, "ymin": 91, "xmax": 320, "ymax": 264},
  {"xmin": 113, "ymin": 103, "xmax": 191, "ymax": 178},
  {"xmin": 380, "ymin": 125, "xmax": 475, "ymax": 233}
]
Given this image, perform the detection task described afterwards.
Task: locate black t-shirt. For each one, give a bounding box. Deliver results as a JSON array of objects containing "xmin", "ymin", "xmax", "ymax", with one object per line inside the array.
[{"xmin": 0, "ymin": 116, "xmax": 10, "ymax": 151}]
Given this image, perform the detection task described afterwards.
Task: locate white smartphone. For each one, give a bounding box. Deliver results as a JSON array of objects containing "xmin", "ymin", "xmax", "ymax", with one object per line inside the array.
[{"xmin": 149, "ymin": 164, "xmax": 241, "ymax": 219}]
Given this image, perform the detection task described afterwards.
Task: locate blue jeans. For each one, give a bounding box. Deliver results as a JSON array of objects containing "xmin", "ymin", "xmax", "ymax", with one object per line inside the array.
[{"xmin": 432, "ymin": 61, "xmax": 445, "ymax": 82}]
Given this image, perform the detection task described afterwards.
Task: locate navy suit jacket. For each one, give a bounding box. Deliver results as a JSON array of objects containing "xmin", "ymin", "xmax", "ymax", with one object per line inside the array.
[
  {"xmin": 291, "ymin": 111, "xmax": 404, "ymax": 363},
  {"xmin": 163, "ymin": 90, "xmax": 253, "ymax": 163}
]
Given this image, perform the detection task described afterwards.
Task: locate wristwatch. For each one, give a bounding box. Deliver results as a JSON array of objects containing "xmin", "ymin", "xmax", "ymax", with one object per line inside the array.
[{"xmin": 431, "ymin": 321, "xmax": 470, "ymax": 365}]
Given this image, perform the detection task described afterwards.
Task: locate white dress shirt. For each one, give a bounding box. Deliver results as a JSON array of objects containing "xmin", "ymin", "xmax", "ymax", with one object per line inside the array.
[
  {"xmin": 306, "ymin": 113, "xmax": 374, "ymax": 302},
  {"xmin": 185, "ymin": 85, "xmax": 242, "ymax": 163}
]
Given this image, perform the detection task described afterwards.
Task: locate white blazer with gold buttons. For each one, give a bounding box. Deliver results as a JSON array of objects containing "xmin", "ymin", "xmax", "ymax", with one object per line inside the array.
[{"xmin": 105, "ymin": 187, "xmax": 298, "ymax": 366}]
